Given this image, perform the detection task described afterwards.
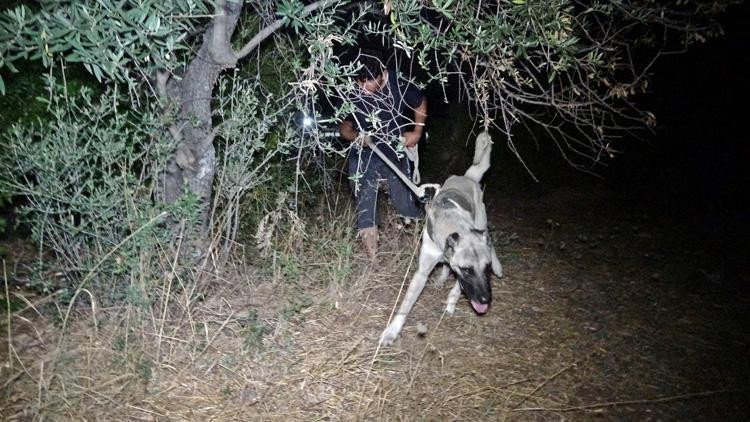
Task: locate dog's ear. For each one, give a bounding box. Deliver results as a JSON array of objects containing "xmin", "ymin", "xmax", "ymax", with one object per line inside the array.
[{"xmin": 444, "ymin": 232, "xmax": 460, "ymax": 260}]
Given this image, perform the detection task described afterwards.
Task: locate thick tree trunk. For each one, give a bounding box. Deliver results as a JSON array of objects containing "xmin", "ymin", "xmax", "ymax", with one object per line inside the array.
[
  {"xmin": 161, "ymin": 1, "xmax": 243, "ymax": 246},
  {"xmin": 158, "ymin": 0, "xmax": 336, "ymax": 255}
]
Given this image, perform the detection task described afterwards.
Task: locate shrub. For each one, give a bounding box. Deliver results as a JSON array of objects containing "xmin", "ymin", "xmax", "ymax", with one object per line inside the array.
[{"xmin": 0, "ymin": 76, "xmax": 198, "ymax": 304}]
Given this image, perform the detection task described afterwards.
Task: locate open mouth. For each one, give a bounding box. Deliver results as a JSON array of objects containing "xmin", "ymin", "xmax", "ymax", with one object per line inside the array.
[{"xmin": 470, "ymin": 300, "xmax": 489, "ymax": 314}]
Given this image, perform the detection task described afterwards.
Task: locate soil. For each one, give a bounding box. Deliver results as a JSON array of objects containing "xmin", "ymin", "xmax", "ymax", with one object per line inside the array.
[{"xmin": 2, "ymin": 158, "xmax": 748, "ymax": 420}]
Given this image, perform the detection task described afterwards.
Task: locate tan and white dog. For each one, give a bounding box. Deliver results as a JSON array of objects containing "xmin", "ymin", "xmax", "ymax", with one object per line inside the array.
[{"xmin": 380, "ymin": 132, "xmax": 502, "ymax": 345}]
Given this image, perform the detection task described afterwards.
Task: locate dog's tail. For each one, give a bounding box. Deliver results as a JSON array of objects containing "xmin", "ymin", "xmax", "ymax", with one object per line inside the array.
[{"xmin": 464, "ymin": 131, "xmax": 492, "ymax": 182}]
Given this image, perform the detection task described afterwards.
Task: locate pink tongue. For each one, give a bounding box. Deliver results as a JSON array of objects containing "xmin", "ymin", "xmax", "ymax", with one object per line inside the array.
[{"xmin": 471, "ymin": 301, "xmax": 489, "ymax": 314}]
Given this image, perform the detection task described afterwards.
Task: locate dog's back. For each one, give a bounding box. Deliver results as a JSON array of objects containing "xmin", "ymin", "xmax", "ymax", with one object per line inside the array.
[
  {"xmin": 463, "ymin": 131, "xmax": 492, "ymax": 182},
  {"xmin": 434, "ymin": 176, "xmax": 480, "ymax": 216}
]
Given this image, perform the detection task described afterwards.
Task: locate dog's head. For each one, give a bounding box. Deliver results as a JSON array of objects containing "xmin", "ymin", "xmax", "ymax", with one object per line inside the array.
[{"xmin": 444, "ymin": 230, "xmax": 493, "ymax": 314}]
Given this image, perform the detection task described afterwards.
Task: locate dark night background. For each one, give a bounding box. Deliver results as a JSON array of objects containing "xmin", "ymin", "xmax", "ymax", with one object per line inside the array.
[
  {"xmin": 609, "ymin": 2, "xmax": 750, "ymax": 292},
  {"xmin": 445, "ymin": 1, "xmax": 750, "ymax": 294}
]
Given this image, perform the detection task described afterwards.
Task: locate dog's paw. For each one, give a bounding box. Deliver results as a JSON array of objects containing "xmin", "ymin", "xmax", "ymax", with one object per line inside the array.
[
  {"xmin": 494, "ymin": 261, "xmax": 503, "ymax": 278},
  {"xmin": 445, "ymin": 302, "xmax": 456, "ymax": 314},
  {"xmin": 379, "ymin": 327, "xmax": 400, "ymax": 346}
]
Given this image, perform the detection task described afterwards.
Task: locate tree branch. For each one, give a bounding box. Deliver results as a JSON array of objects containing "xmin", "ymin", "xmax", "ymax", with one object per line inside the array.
[
  {"xmin": 513, "ymin": 390, "xmax": 737, "ymax": 413},
  {"xmin": 210, "ymin": 0, "xmax": 242, "ymax": 66},
  {"xmin": 235, "ymin": 0, "xmax": 342, "ymax": 60}
]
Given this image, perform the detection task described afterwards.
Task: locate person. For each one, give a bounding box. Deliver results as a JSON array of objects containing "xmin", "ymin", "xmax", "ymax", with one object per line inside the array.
[{"xmin": 339, "ymin": 50, "xmax": 428, "ymax": 259}]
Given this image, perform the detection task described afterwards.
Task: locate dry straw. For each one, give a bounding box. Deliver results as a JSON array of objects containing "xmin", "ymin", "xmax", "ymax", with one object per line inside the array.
[{"xmin": 1, "ymin": 192, "xmax": 740, "ymax": 420}]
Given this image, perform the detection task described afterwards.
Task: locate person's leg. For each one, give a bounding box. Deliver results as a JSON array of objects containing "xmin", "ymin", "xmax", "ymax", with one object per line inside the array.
[
  {"xmin": 349, "ymin": 150, "xmax": 379, "ymax": 230},
  {"xmin": 349, "ymin": 150, "xmax": 380, "ymax": 258},
  {"xmin": 385, "ymin": 156, "xmax": 422, "ymax": 221}
]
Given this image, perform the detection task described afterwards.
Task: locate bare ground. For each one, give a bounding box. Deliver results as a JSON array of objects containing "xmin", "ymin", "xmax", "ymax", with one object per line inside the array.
[{"xmin": 1, "ymin": 181, "xmax": 748, "ymax": 421}]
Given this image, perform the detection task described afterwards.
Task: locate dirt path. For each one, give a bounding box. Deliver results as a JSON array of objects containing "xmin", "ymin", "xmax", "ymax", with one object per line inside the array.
[
  {"xmin": 189, "ymin": 182, "xmax": 748, "ymax": 420},
  {"xmin": 2, "ymin": 180, "xmax": 748, "ymax": 420},
  {"xmin": 480, "ymin": 184, "xmax": 749, "ymax": 420}
]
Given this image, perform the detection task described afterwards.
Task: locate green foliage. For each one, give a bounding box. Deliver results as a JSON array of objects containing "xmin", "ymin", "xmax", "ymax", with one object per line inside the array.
[
  {"xmin": 211, "ymin": 73, "xmax": 302, "ymax": 254},
  {"xmin": 282, "ymin": 293, "xmax": 312, "ymax": 321},
  {"xmin": 0, "ymin": 0, "xmax": 209, "ymax": 91},
  {"xmin": 135, "ymin": 355, "xmax": 154, "ymax": 383},
  {"xmin": 0, "ymin": 77, "xmax": 196, "ymax": 304},
  {"xmin": 0, "ymin": 61, "xmax": 98, "ymax": 236},
  {"xmin": 0, "ymin": 194, "xmax": 7, "ymax": 234},
  {"xmin": 0, "ymin": 63, "xmax": 48, "ymax": 129},
  {"xmin": 241, "ymin": 308, "xmax": 269, "ymax": 351},
  {"xmin": 277, "ymin": 0, "xmax": 310, "ymax": 33},
  {"xmin": 220, "ymin": 385, "xmax": 233, "ymax": 398},
  {"xmin": 328, "ymin": 0, "xmax": 734, "ymax": 166},
  {"xmin": 0, "ymin": 0, "xmax": 737, "ymax": 308}
]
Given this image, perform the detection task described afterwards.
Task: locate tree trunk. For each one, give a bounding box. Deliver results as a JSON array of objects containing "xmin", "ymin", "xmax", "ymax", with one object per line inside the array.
[
  {"xmin": 161, "ymin": 1, "xmax": 243, "ymax": 248},
  {"xmin": 158, "ymin": 0, "xmax": 335, "ymax": 255}
]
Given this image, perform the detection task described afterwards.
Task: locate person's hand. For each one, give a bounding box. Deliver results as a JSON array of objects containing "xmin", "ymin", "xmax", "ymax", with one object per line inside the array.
[
  {"xmin": 402, "ymin": 130, "xmax": 421, "ymax": 148},
  {"xmin": 339, "ymin": 120, "xmax": 361, "ymax": 143},
  {"xmin": 361, "ymin": 134, "xmax": 373, "ymax": 149}
]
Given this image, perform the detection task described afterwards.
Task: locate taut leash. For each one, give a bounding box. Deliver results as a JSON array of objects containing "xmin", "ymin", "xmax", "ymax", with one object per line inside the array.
[{"xmin": 362, "ymin": 135, "xmax": 440, "ymax": 202}]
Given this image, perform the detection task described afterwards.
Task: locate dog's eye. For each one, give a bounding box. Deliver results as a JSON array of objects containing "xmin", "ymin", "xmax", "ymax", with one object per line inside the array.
[{"xmin": 460, "ymin": 267, "xmax": 474, "ymax": 276}]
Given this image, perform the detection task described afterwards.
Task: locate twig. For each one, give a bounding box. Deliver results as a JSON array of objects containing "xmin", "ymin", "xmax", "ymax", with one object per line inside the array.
[
  {"xmin": 56, "ymin": 212, "xmax": 167, "ymax": 352},
  {"xmin": 513, "ymin": 358, "xmax": 581, "ymax": 409},
  {"xmin": 199, "ymin": 310, "xmax": 234, "ymax": 355},
  {"xmin": 406, "ymin": 310, "xmax": 447, "ymax": 393},
  {"xmin": 3, "ymin": 260, "xmax": 12, "ymax": 371},
  {"xmin": 513, "ymin": 390, "xmax": 738, "ymax": 413},
  {"xmin": 444, "ymin": 379, "xmax": 533, "ymax": 405},
  {"xmin": 357, "ymin": 228, "xmax": 422, "ymax": 414},
  {"xmin": 127, "ymin": 404, "xmax": 167, "ymax": 417},
  {"xmin": 37, "ymin": 361, "xmax": 44, "ymax": 410},
  {"xmin": 2, "ymin": 369, "xmax": 24, "ymax": 388},
  {"xmin": 10, "ymin": 289, "xmax": 65, "ymax": 318},
  {"xmin": 156, "ymin": 220, "xmax": 185, "ymax": 364},
  {"xmin": 235, "ymin": 0, "xmax": 344, "ymax": 60}
]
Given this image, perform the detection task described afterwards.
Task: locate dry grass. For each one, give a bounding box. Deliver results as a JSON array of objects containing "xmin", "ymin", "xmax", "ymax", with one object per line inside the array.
[{"xmin": 2, "ymin": 187, "xmax": 748, "ymax": 420}]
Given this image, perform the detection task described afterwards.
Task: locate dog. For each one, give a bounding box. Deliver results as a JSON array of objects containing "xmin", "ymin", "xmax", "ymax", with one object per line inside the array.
[{"xmin": 380, "ymin": 131, "xmax": 502, "ymax": 345}]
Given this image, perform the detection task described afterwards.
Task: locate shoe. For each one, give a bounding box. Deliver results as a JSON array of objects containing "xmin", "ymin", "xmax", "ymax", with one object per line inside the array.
[
  {"xmin": 358, "ymin": 226, "xmax": 378, "ymax": 260},
  {"xmin": 395, "ymin": 217, "xmax": 415, "ymax": 231}
]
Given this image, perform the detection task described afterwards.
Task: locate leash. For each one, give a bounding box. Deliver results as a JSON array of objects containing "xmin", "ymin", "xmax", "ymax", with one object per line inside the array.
[
  {"xmin": 403, "ymin": 145, "xmax": 420, "ymax": 184},
  {"xmin": 302, "ymin": 119, "xmax": 439, "ymax": 202},
  {"xmin": 362, "ymin": 134, "xmax": 440, "ymax": 202}
]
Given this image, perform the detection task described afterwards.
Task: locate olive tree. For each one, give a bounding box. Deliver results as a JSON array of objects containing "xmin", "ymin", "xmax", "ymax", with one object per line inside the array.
[{"xmin": 0, "ymin": 0, "xmax": 734, "ymax": 272}]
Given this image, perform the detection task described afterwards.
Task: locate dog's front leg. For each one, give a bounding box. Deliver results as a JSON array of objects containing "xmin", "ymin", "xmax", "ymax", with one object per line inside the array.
[
  {"xmin": 380, "ymin": 243, "xmax": 442, "ymax": 346},
  {"xmin": 445, "ymin": 281, "xmax": 461, "ymax": 314},
  {"xmin": 491, "ymin": 247, "xmax": 503, "ymax": 278},
  {"xmin": 433, "ymin": 264, "xmax": 451, "ymax": 289}
]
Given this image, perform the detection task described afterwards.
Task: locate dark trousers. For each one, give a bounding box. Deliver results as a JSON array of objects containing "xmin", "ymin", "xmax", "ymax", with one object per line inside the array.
[{"xmin": 348, "ymin": 146, "xmax": 422, "ymax": 230}]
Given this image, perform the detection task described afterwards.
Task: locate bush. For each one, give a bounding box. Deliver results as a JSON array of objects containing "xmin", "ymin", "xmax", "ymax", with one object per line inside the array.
[{"xmin": 0, "ymin": 77, "xmax": 198, "ymax": 304}]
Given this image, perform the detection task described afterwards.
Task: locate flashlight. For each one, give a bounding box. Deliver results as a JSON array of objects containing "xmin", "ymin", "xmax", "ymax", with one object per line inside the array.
[{"xmin": 293, "ymin": 110, "xmax": 339, "ymax": 138}]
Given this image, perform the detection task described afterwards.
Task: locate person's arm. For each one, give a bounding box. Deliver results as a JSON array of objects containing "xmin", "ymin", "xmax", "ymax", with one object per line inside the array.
[
  {"xmin": 339, "ymin": 119, "xmax": 359, "ymax": 142},
  {"xmin": 402, "ymin": 97, "xmax": 427, "ymax": 148}
]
